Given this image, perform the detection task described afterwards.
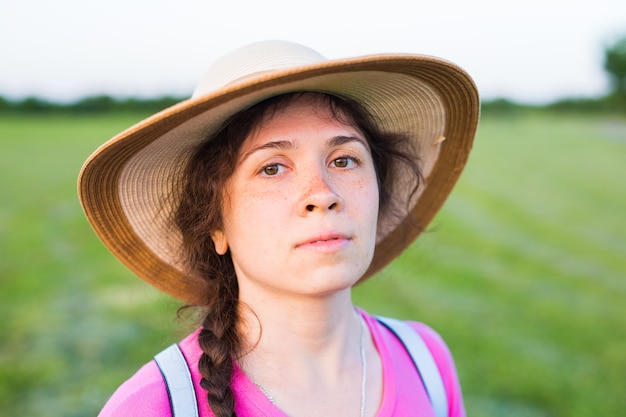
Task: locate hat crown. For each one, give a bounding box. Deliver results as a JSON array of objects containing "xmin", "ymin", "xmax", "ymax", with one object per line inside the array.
[{"xmin": 192, "ymin": 40, "xmax": 326, "ymax": 98}]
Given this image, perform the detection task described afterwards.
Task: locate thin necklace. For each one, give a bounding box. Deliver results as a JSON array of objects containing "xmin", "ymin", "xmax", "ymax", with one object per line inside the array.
[
  {"xmin": 359, "ymin": 313, "xmax": 367, "ymax": 417},
  {"xmin": 255, "ymin": 315, "xmax": 367, "ymax": 417},
  {"xmin": 255, "ymin": 383, "xmax": 275, "ymax": 404}
]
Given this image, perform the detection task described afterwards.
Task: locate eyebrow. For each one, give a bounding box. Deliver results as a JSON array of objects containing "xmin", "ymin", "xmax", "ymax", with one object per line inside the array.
[
  {"xmin": 240, "ymin": 140, "xmax": 294, "ymax": 163},
  {"xmin": 241, "ymin": 135, "xmax": 370, "ymax": 163},
  {"xmin": 328, "ymin": 135, "xmax": 370, "ymax": 151}
]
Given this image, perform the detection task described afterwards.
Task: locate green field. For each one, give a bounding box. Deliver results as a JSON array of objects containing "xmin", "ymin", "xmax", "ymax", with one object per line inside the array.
[{"xmin": 1, "ymin": 111, "xmax": 625, "ymax": 416}]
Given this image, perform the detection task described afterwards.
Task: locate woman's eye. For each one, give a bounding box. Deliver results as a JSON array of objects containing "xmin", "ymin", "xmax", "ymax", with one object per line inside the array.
[
  {"xmin": 261, "ymin": 164, "xmax": 282, "ymax": 176},
  {"xmin": 332, "ymin": 157, "xmax": 355, "ymax": 168}
]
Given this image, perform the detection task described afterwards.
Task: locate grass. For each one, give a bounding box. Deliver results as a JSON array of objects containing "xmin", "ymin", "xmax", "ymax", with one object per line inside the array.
[{"xmin": 1, "ymin": 111, "xmax": 625, "ymax": 416}]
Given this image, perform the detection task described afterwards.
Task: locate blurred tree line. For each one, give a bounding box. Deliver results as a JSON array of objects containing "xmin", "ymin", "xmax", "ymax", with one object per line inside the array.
[
  {"xmin": 2, "ymin": 34, "xmax": 626, "ymax": 116},
  {"xmin": 0, "ymin": 95, "xmax": 183, "ymax": 114}
]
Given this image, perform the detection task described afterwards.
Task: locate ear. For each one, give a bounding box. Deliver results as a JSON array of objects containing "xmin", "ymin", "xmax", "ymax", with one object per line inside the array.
[{"xmin": 211, "ymin": 230, "xmax": 229, "ymax": 255}]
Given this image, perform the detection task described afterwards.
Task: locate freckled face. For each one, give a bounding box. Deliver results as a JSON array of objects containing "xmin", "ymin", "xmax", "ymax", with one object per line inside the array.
[{"xmin": 213, "ymin": 97, "xmax": 380, "ymax": 298}]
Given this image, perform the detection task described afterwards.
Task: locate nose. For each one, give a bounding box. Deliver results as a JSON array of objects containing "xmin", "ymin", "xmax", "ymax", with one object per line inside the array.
[{"xmin": 298, "ymin": 166, "xmax": 342, "ymax": 215}]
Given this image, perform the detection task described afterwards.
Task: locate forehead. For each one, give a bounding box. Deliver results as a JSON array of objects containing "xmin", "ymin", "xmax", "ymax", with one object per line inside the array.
[{"xmin": 247, "ymin": 94, "xmax": 364, "ymax": 142}]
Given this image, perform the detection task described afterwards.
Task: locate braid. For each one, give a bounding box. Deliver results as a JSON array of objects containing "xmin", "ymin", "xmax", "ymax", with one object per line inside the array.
[{"xmin": 197, "ymin": 268, "xmax": 240, "ymax": 417}]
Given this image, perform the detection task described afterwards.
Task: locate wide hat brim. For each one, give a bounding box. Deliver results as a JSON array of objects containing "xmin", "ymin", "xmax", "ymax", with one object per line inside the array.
[{"xmin": 78, "ymin": 41, "xmax": 479, "ymax": 305}]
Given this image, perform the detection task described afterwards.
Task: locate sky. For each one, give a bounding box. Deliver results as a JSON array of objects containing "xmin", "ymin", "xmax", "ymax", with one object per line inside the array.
[{"xmin": 1, "ymin": 0, "xmax": 625, "ymax": 104}]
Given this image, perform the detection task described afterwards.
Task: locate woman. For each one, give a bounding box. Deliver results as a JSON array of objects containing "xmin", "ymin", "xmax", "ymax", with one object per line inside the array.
[{"xmin": 79, "ymin": 41, "xmax": 479, "ymax": 417}]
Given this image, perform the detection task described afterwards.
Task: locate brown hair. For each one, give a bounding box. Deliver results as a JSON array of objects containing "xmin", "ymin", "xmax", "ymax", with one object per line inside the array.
[{"xmin": 174, "ymin": 92, "xmax": 422, "ymax": 417}]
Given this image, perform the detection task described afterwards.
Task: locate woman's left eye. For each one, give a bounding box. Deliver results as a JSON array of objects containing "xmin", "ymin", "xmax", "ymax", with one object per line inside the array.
[{"xmin": 332, "ymin": 156, "xmax": 357, "ymax": 168}]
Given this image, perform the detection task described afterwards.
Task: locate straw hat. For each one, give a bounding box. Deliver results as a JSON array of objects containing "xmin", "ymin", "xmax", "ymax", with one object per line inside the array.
[{"xmin": 78, "ymin": 40, "xmax": 479, "ymax": 305}]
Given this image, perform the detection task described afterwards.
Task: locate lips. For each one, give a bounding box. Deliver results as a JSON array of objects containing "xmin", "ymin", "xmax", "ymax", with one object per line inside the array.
[{"xmin": 295, "ymin": 233, "xmax": 351, "ymax": 250}]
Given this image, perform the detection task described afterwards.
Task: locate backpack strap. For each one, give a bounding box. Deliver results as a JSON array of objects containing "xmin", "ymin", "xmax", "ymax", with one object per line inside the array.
[
  {"xmin": 376, "ymin": 315, "xmax": 448, "ymax": 417},
  {"xmin": 154, "ymin": 344, "xmax": 199, "ymax": 417}
]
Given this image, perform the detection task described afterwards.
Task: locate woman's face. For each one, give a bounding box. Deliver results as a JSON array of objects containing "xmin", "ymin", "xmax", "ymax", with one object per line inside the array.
[{"xmin": 213, "ymin": 96, "xmax": 380, "ymax": 299}]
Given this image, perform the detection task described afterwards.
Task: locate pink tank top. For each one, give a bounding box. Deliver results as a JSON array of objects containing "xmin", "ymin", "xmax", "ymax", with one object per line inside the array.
[{"xmin": 99, "ymin": 310, "xmax": 466, "ymax": 416}]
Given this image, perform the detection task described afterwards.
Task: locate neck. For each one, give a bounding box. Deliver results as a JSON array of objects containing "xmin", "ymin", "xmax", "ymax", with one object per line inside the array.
[
  {"xmin": 238, "ymin": 287, "xmax": 360, "ymax": 360},
  {"xmin": 235, "ymin": 284, "xmax": 378, "ymax": 417}
]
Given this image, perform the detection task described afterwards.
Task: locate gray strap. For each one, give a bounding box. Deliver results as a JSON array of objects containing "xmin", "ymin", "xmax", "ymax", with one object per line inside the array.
[
  {"xmin": 376, "ymin": 316, "xmax": 448, "ymax": 417},
  {"xmin": 154, "ymin": 344, "xmax": 199, "ymax": 417}
]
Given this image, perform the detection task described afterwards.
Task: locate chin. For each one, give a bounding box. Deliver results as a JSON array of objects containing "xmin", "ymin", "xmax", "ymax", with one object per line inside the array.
[{"xmin": 297, "ymin": 268, "xmax": 365, "ymax": 296}]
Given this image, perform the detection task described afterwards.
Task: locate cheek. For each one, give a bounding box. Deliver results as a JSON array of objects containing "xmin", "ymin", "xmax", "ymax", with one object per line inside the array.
[
  {"xmin": 345, "ymin": 176, "xmax": 380, "ymax": 225},
  {"xmin": 364, "ymin": 177, "xmax": 381, "ymax": 232},
  {"xmin": 223, "ymin": 188, "xmax": 287, "ymax": 243},
  {"xmin": 358, "ymin": 172, "xmax": 380, "ymax": 208}
]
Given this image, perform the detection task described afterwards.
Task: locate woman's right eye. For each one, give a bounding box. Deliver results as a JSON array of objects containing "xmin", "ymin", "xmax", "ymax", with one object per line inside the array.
[{"xmin": 261, "ymin": 164, "xmax": 282, "ymax": 176}]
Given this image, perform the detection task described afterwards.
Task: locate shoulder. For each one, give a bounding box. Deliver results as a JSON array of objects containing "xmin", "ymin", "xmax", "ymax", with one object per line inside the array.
[
  {"xmin": 98, "ymin": 329, "xmax": 204, "ymax": 417},
  {"xmin": 370, "ymin": 315, "xmax": 457, "ymax": 374},
  {"xmin": 406, "ymin": 321, "xmax": 466, "ymax": 417},
  {"xmin": 97, "ymin": 360, "xmax": 171, "ymax": 417},
  {"xmin": 371, "ymin": 316, "xmax": 458, "ymax": 379},
  {"xmin": 366, "ymin": 313, "xmax": 466, "ymax": 417},
  {"xmin": 98, "ymin": 329, "xmax": 205, "ymax": 417},
  {"xmin": 407, "ymin": 321, "xmax": 454, "ymax": 363}
]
